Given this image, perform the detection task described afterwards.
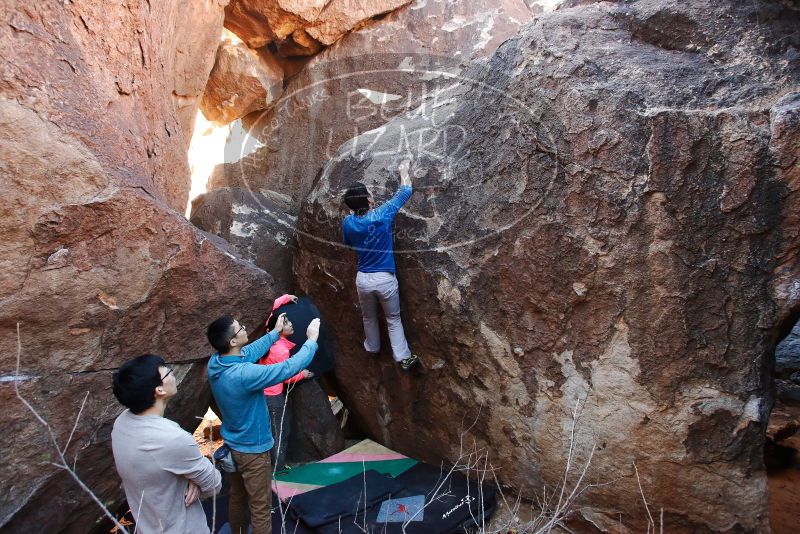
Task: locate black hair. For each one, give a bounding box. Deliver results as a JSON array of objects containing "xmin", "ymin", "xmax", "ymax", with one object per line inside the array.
[
  {"xmin": 207, "ymin": 315, "xmax": 235, "ymax": 353},
  {"xmin": 344, "ymin": 182, "xmax": 370, "ymax": 215},
  {"xmin": 267, "ymin": 304, "xmax": 296, "ymax": 331},
  {"xmin": 112, "ymin": 354, "xmax": 166, "ymax": 414}
]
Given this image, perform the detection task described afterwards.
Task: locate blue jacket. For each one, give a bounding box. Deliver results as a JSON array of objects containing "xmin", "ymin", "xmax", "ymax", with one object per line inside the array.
[
  {"xmin": 342, "ymin": 185, "xmax": 413, "ymax": 274},
  {"xmin": 207, "ymin": 330, "xmax": 317, "ymax": 453}
]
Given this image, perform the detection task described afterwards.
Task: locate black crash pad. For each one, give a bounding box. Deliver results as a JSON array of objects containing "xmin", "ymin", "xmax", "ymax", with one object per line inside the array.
[
  {"xmin": 274, "ymin": 296, "xmax": 335, "ymax": 376},
  {"xmin": 288, "ymin": 469, "xmax": 403, "ymax": 528},
  {"xmin": 295, "ymin": 462, "xmax": 496, "ymax": 534}
]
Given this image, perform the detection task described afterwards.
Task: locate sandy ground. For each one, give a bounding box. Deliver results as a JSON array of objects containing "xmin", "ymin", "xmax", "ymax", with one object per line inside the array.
[{"xmin": 193, "ymin": 407, "xmax": 224, "ymax": 458}]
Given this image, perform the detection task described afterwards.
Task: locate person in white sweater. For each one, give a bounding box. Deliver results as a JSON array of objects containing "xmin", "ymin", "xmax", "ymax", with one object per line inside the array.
[{"xmin": 111, "ymin": 354, "xmax": 221, "ymax": 534}]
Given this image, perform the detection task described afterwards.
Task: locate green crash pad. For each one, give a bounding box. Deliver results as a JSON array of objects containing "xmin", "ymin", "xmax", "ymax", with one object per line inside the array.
[{"xmin": 275, "ymin": 458, "xmax": 418, "ymax": 487}]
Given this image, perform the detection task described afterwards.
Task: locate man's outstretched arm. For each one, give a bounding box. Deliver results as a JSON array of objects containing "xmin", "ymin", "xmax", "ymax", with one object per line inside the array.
[
  {"xmin": 240, "ymin": 318, "xmax": 321, "ymax": 391},
  {"xmin": 241, "ymin": 313, "xmax": 294, "ymax": 363}
]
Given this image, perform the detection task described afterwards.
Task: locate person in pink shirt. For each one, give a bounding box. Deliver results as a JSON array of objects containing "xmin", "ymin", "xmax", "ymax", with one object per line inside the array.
[{"xmin": 259, "ymin": 294, "xmax": 314, "ymax": 471}]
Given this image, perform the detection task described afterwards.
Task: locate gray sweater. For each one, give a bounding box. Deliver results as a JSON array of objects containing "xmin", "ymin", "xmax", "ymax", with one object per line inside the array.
[{"xmin": 111, "ymin": 409, "xmax": 221, "ymax": 533}]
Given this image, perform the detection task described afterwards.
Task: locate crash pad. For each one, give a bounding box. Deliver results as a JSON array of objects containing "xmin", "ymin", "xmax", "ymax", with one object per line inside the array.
[
  {"xmin": 273, "ymin": 439, "xmax": 417, "ymax": 501},
  {"xmin": 274, "ymin": 296, "xmax": 335, "ymax": 376},
  {"xmin": 272, "ymin": 439, "xmax": 496, "ymax": 533}
]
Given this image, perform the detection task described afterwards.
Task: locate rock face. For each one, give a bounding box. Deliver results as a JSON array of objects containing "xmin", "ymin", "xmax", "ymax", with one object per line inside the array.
[
  {"xmin": 200, "ymin": 36, "xmax": 285, "ymax": 125},
  {"xmin": 766, "ymin": 399, "xmax": 800, "ymax": 533},
  {"xmin": 0, "ymin": 2, "xmax": 280, "ymax": 532},
  {"xmin": 190, "ymin": 187, "xmax": 296, "ymax": 291},
  {"xmin": 293, "ymin": 1, "xmax": 800, "ymax": 532},
  {"xmin": 197, "ymin": 0, "xmax": 541, "ymax": 306},
  {"xmin": 286, "ymin": 379, "xmax": 346, "ymax": 464},
  {"xmin": 2, "ymin": 0, "xmax": 226, "ymax": 212},
  {"xmin": 224, "ymin": 0, "xmax": 411, "ymax": 50},
  {"xmin": 211, "ymin": 0, "xmax": 540, "ymax": 213}
]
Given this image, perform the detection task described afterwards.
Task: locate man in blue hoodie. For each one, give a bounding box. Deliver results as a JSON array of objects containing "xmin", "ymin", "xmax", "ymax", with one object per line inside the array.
[{"xmin": 206, "ymin": 313, "xmax": 319, "ymax": 534}]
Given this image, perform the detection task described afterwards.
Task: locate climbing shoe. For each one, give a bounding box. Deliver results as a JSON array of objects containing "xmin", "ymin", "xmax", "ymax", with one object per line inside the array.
[{"xmin": 400, "ymin": 354, "xmax": 420, "ymax": 371}]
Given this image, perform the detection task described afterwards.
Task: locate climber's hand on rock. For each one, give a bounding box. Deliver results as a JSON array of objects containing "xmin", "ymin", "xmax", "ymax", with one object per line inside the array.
[
  {"xmin": 184, "ymin": 481, "xmax": 201, "ymax": 507},
  {"xmin": 399, "ymin": 159, "xmax": 412, "ymax": 186},
  {"xmin": 306, "ymin": 318, "xmax": 320, "ymax": 342},
  {"xmin": 304, "ymin": 370, "xmax": 315, "ymax": 380}
]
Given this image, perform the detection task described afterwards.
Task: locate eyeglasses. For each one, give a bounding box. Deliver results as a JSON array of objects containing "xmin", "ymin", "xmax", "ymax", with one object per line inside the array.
[
  {"xmin": 228, "ymin": 323, "xmax": 246, "ymax": 345},
  {"xmin": 160, "ymin": 367, "xmax": 173, "ymax": 382}
]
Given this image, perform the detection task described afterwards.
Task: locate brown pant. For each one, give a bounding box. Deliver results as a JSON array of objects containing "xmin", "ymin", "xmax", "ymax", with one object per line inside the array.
[{"xmin": 229, "ymin": 450, "xmax": 272, "ymax": 534}]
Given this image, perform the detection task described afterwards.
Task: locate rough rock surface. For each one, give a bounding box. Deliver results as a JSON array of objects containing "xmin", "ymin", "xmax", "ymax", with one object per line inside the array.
[
  {"xmin": 285, "ymin": 379, "xmax": 346, "ymax": 464},
  {"xmin": 302, "ymin": 0, "xmax": 411, "ymax": 46},
  {"xmin": 278, "ymin": 28, "xmax": 324, "ymax": 57},
  {"xmin": 293, "ymin": 1, "xmax": 800, "ymax": 531},
  {"xmin": 1, "ymin": 0, "xmax": 226, "ymax": 212},
  {"xmin": 765, "ymin": 399, "xmax": 800, "ymax": 534},
  {"xmin": 0, "ymin": 2, "xmax": 279, "ymax": 531},
  {"xmin": 190, "ymin": 187, "xmax": 296, "ymax": 291},
  {"xmin": 211, "ymin": 0, "xmax": 540, "ymax": 212},
  {"xmin": 200, "ymin": 37, "xmax": 285, "ymax": 125},
  {"xmin": 224, "ymin": 0, "xmax": 410, "ymax": 50},
  {"xmin": 201, "ymin": 0, "xmax": 541, "ymax": 316}
]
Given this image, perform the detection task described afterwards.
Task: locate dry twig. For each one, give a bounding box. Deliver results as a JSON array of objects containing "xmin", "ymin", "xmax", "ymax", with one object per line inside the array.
[{"xmin": 13, "ymin": 323, "xmax": 130, "ymax": 534}]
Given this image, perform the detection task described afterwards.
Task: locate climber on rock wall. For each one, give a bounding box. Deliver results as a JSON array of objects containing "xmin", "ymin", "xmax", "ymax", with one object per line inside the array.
[
  {"xmin": 342, "ymin": 159, "xmax": 420, "ymax": 371},
  {"xmin": 206, "ymin": 313, "xmax": 319, "ymax": 534}
]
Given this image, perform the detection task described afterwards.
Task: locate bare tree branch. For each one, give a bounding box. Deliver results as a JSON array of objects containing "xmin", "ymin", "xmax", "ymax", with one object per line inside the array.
[
  {"xmin": 14, "ymin": 323, "xmax": 130, "ymax": 534},
  {"xmin": 633, "ymin": 461, "xmax": 655, "ymax": 534}
]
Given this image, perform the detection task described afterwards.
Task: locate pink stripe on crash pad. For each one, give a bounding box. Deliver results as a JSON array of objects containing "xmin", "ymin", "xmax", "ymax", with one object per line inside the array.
[
  {"xmin": 318, "ymin": 452, "xmax": 408, "ymax": 463},
  {"xmin": 272, "ymin": 481, "xmax": 321, "ymax": 501}
]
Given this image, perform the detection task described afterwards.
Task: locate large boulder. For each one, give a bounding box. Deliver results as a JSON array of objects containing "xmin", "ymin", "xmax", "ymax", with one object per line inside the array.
[
  {"xmin": 190, "ymin": 187, "xmax": 296, "ymax": 291},
  {"xmin": 293, "ymin": 1, "xmax": 800, "ymax": 532},
  {"xmin": 210, "ymin": 0, "xmax": 541, "ymax": 212},
  {"xmin": 286, "ymin": 379, "xmax": 346, "ymax": 464},
  {"xmin": 0, "ymin": 1, "xmax": 280, "ymax": 531},
  {"xmin": 200, "ymin": 36, "xmax": 285, "ymax": 125},
  {"xmin": 1, "ymin": 0, "xmax": 226, "ymax": 212},
  {"xmin": 0, "ymin": 99, "xmax": 276, "ymax": 532},
  {"xmin": 202, "ymin": 0, "xmax": 543, "ymax": 280},
  {"xmin": 198, "ymin": 0, "xmax": 542, "ymax": 308},
  {"xmin": 223, "ymin": 0, "xmax": 411, "ymax": 50}
]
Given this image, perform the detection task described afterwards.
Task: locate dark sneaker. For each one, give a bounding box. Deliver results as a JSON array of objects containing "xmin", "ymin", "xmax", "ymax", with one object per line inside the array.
[{"xmin": 400, "ymin": 354, "xmax": 420, "ymax": 371}]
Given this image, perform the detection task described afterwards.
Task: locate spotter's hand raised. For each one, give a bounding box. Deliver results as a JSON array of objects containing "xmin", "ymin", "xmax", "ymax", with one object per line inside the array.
[{"xmin": 306, "ymin": 318, "xmax": 321, "ymax": 342}]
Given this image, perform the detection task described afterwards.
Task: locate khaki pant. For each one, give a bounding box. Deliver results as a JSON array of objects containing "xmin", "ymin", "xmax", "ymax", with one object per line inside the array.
[
  {"xmin": 356, "ymin": 271, "xmax": 412, "ymax": 362},
  {"xmin": 229, "ymin": 450, "xmax": 272, "ymax": 534}
]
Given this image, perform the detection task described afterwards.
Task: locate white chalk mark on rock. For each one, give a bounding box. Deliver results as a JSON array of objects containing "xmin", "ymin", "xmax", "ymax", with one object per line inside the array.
[{"xmin": 357, "ymin": 88, "xmax": 403, "ymax": 105}]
